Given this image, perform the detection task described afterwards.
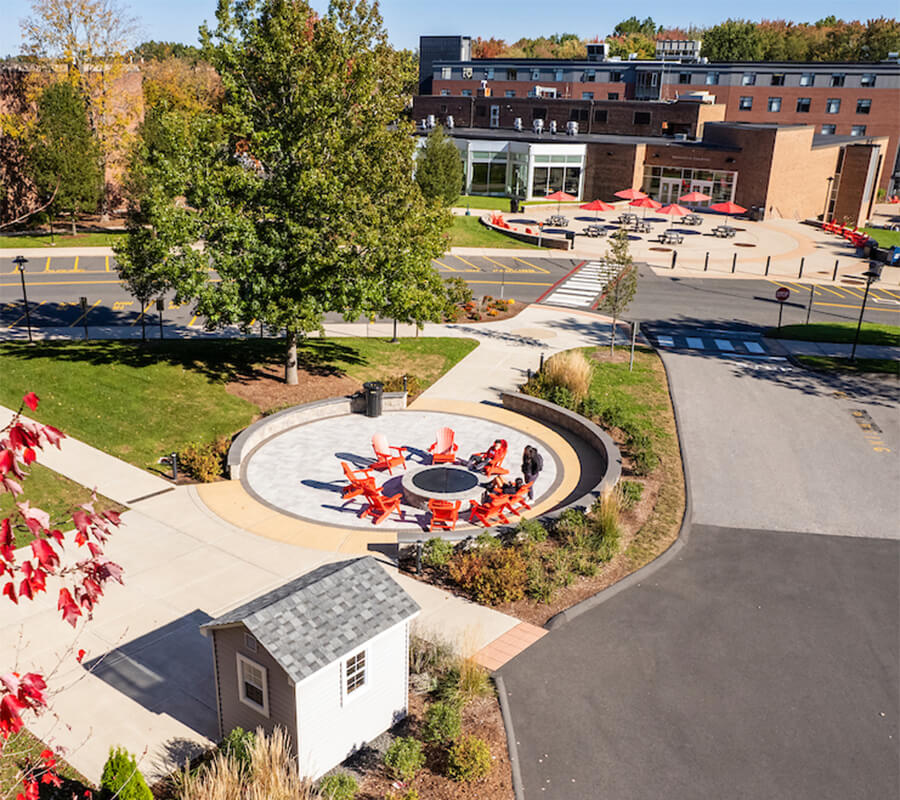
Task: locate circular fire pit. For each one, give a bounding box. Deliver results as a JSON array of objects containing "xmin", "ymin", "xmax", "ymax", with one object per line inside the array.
[{"xmin": 401, "ymin": 465, "xmax": 484, "ymax": 510}]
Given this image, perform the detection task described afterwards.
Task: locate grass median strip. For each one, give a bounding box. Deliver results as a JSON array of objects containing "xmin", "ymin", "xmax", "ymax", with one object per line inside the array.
[
  {"xmin": 449, "ymin": 216, "xmax": 541, "ymax": 250},
  {"xmin": 0, "ymin": 231, "xmax": 128, "ymax": 248},
  {"xmin": 795, "ymin": 355, "xmax": 900, "ymax": 376},
  {"xmin": 767, "ymin": 322, "xmax": 900, "ymax": 347}
]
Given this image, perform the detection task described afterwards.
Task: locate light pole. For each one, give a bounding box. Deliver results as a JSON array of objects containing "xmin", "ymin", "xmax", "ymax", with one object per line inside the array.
[
  {"xmin": 850, "ymin": 262, "xmax": 882, "ymax": 363},
  {"xmin": 13, "ymin": 256, "xmax": 32, "ymax": 343}
]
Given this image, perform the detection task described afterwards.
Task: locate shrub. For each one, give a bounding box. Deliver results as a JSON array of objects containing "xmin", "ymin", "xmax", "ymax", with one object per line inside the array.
[
  {"xmin": 621, "ymin": 480, "xmax": 644, "ymax": 510},
  {"xmin": 384, "ymin": 737, "xmax": 425, "ymax": 783},
  {"xmin": 543, "ymin": 383, "xmax": 576, "ymax": 410},
  {"xmin": 541, "ymin": 350, "xmax": 594, "ymax": 402},
  {"xmin": 474, "ymin": 530, "xmax": 500, "ymax": 550},
  {"xmin": 177, "ymin": 437, "xmax": 229, "ymax": 482},
  {"xmin": 556, "ymin": 508, "xmax": 588, "ymax": 539},
  {"xmin": 100, "ymin": 747, "xmax": 153, "ymax": 800},
  {"xmin": 422, "ymin": 537, "xmax": 454, "ymax": 569},
  {"xmin": 451, "ymin": 547, "xmax": 526, "ymax": 605},
  {"xmin": 445, "ymin": 276, "xmax": 473, "ymax": 306},
  {"xmin": 423, "ymin": 700, "xmax": 462, "ymax": 743},
  {"xmin": 319, "ymin": 773, "xmax": 358, "ymax": 800},
  {"xmin": 448, "ymin": 551, "xmax": 484, "ymax": 587},
  {"xmin": 220, "ymin": 726, "xmax": 255, "ymax": 771},
  {"xmin": 628, "ymin": 431, "xmax": 658, "ymax": 475},
  {"xmin": 409, "ymin": 632, "xmax": 455, "ymax": 677},
  {"xmin": 380, "ymin": 374, "xmax": 424, "ymax": 398},
  {"xmin": 446, "ymin": 735, "xmax": 492, "ymax": 782},
  {"xmin": 458, "ymin": 656, "xmax": 492, "ymax": 700},
  {"xmin": 516, "ymin": 517, "xmax": 547, "ymax": 543}
]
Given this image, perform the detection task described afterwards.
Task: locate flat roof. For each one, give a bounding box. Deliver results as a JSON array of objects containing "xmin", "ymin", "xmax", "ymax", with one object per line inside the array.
[{"xmin": 432, "ymin": 58, "xmax": 900, "ymax": 70}]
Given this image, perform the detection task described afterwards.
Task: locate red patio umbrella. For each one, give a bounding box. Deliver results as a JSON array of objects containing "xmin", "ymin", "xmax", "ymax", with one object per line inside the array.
[
  {"xmin": 544, "ymin": 190, "xmax": 577, "ymax": 213},
  {"xmin": 580, "ymin": 198, "xmax": 615, "ymax": 220},
  {"xmin": 615, "ymin": 188, "xmax": 648, "ymax": 200},
  {"xmin": 709, "ymin": 201, "xmax": 747, "ymax": 215},
  {"xmin": 678, "ymin": 191, "xmax": 711, "ymax": 204},
  {"xmin": 658, "ymin": 203, "xmax": 691, "ymax": 230},
  {"xmin": 630, "ymin": 196, "xmax": 662, "ymax": 219}
]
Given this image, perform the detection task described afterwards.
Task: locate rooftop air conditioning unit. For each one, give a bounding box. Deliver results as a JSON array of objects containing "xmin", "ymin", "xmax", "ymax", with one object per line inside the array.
[
  {"xmin": 513, "ymin": 117, "xmax": 523, "ymax": 131},
  {"xmin": 420, "ymin": 118, "xmax": 427, "ymax": 130},
  {"xmin": 533, "ymin": 118, "xmax": 544, "ymax": 134},
  {"xmin": 567, "ymin": 120, "xmax": 578, "ymax": 135},
  {"xmin": 628, "ymin": 52, "xmax": 637, "ymax": 60},
  {"xmin": 446, "ymin": 115, "xmax": 454, "ymax": 129},
  {"xmin": 549, "ymin": 119, "xmax": 557, "ymax": 134},
  {"xmin": 426, "ymin": 114, "xmax": 436, "ymax": 129},
  {"xmin": 886, "ymin": 51, "xmax": 899, "ymax": 62}
]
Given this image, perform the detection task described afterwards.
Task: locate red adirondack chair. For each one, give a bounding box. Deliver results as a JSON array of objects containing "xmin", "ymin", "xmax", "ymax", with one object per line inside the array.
[
  {"xmin": 359, "ymin": 486, "xmax": 403, "ymax": 525},
  {"xmin": 371, "ymin": 433, "xmax": 407, "ymax": 474},
  {"xmin": 468, "ymin": 495, "xmax": 512, "ymax": 526},
  {"xmin": 340, "ymin": 461, "xmax": 376, "ymax": 500},
  {"xmin": 506, "ymin": 482, "xmax": 534, "ymax": 516},
  {"xmin": 428, "ymin": 427, "xmax": 458, "ymax": 464},
  {"xmin": 484, "ymin": 439, "xmax": 509, "ymax": 477},
  {"xmin": 428, "ymin": 498, "xmax": 461, "ymax": 531}
]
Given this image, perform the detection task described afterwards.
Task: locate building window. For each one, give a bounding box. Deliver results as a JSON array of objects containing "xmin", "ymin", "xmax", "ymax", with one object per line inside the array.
[
  {"xmin": 796, "ymin": 97, "xmax": 811, "ymax": 113},
  {"xmin": 554, "ymin": 69, "xmax": 564, "ymax": 81},
  {"xmin": 739, "ymin": 96, "xmax": 753, "ymax": 111},
  {"xmin": 860, "ymin": 73, "xmax": 875, "ymax": 87},
  {"xmin": 826, "ymin": 98, "xmax": 840, "ymax": 114},
  {"xmin": 770, "ymin": 73, "xmax": 785, "ymax": 86},
  {"xmin": 507, "ymin": 69, "xmax": 517, "ymax": 81},
  {"xmin": 742, "ymin": 73, "xmax": 756, "ymax": 86},
  {"xmin": 585, "ymin": 69, "xmax": 595, "ymax": 81},
  {"xmin": 679, "ymin": 72, "xmax": 692, "ymax": 84},
  {"xmin": 462, "ymin": 67, "xmax": 472, "ymax": 79},
  {"xmin": 344, "ymin": 650, "xmax": 367, "ymax": 696},
  {"xmin": 236, "ymin": 653, "xmax": 268, "ymax": 717},
  {"xmin": 594, "ymin": 109, "xmax": 607, "ymax": 123},
  {"xmin": 244, "ymin": 633, "xmax": 258, "ymax": 653},
  {"xmin": 461, "ymin": 90, "xmax": 472, "ymax": 97},
  {"xmin": 439, "ymin": 104, "xmax": 447, "ymax": 113},
  {"xmin": 440, "ymin": 89, "xmax": 450, "ymax": 96},
  {"xmin": 581, "ymin": 92, "xmax": 594, "ymax": 100},
  {"xmin": 475, "ymin": 106, "xmax": 486, "ymax": 118},
  {"xmin": 856, "ymin": 99, "xmax": 871, "ymax": 114},
  {"xmin": 705, "ymin": 72, "xmax": 719, "ymax": 85},
  {"xmin": 531, "ymin": 68, "xmax": 540, "ymax": 80},
  {"xmin": 485, "ymin": 68, "xmax": 494, "ymax": 80},
  {"xmin": 440, "ymin": 67, "xmax": 451, "ymax": 80},
  {"xmin": 532, "ymin": 108, "xmax": 547, "ymax": 120},
  {"xmin": 767, "ymin": 97, "xmax": 782, "ymax": 112},
  {"xmin": 851, "ymin": 125, "xmax": 867, "ymax": 137},
  {"xmin": 800, "ymin": 73, "xmax": 814, "ymax": 87},
  {"xmin": 607, "ymin": 92, "xmax": 619, "ymax": 100},
  {"xmin": 610, "ymin": 71, "xmax": 623, "ymax": 82},
  {"xmin": 633, "ymin": 111, "xmax": 651, "ymax": 125},
  {"xmin": 821, "ymin": 124, "xmax": 836, "ymax": 135},
  {"xmin": 505, "ymin": 90, "xmax": 516, "ymax": 97},
  {"xmin": 569, "ymin": 108, "xmax": 588, "ymax": 121},
  {"xmin": 830, "ymin": 73, "xmax": 845, "ymax": 87}
]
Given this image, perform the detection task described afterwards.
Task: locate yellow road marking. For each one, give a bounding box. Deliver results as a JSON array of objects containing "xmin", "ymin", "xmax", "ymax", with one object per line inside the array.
[
  {"xmin": 880, "ymin": 288, "xmax": 900, "ymax": 300},
  {"xmin": 512, "ymin": 256, "xmax": 551, "ymax": 274},
  {"xmin": 6, "ymin": 301, "xmax": 46, "ymax": 329},
  {"xmin": 814, "ymin": 301, "xmax": 900, "ymax": 313},
  {"xmin": 73, "ymin": 256, "xmax": 79, "ymax": 272},
  {"xmin": 787, "ymin": 283, "xmax": 808, "ymax": 292},
  {"xmin": 188, "ymin": 315, "xmax": 199, "ymax": 327},
  {"xmin": 871, "ymin": 290, "xmax": 900, "ymax": 302},
  {"xmin": 459, "ymin": 280, "xmax": 553, "ymax": 287},
  {"xmin": 815, "ymin": 284, "xmax": 846, "ymax": 298},
  {"xmin": 130, "ymin": 303, "xmax": 148, "ymax": 327},
  {"xmin": 481, "ymin": 254, "xmax": 519, "ymax": 272},
  {"xmin": 44, "ymin": 256, "xmax": 51, "ymax": 272},
  {"xmin": 840, "ymin": 285, "xmax": 865, "ymax": 299},
  {"xmin": 105, "ymin": 255, "xmax": 110, "ymax": 272},
  {"xmin": 433, "ymin": 259, "xmax": 457, "ymax": 272},
  {"xmin": 69, "ymin": 299, "xmax": 101, "ymax": 327},
  {"xmin": 767, "ymin": 279, "xmax": 794, "ymax": 291},
  {"xmin": 0, "ymin": 279, "xmax": 122, "ymax": 287},
  {"xmin": 113, "ymin": 300, "xmax": 134, "ymax": 310},
  {"xmin": 449, "ymin": 254, "xmax": 483, "ymax": 271}
]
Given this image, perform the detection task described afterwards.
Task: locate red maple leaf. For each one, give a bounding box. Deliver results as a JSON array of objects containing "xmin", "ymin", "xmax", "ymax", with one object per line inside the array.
[
  {"xmin": 76, "ymin": 649, "xmax": 86, "ymax": 663},
  {"xmin": 19, "ymin": 673, "xmax": 47, "ymax": 706},
  {"xmin": 22, "ymin": 393, "xmax": 39, "ymax": 412},
  {"xmin": 41, "ymin": 425, "xmax": 65, "ymax": 448},
  {"xmin": 57, "ymin": 588, "xmax": 81, "ymax": 627},
  {"xmin": 22, "ymin": 448, "xmax": 36, "ymax": 465},
  {"xmin": 30, "ymin": 538, "xmax": 59, "ymax": 571},
  {"xmin": 0, "ymin": 692, "xmax": 25, "ymax": 735},
  {"xmin": 2, "ymin": 582, "xmax": 15, "ymax": 604},
  {"xmin": 0, "ymin": 449, "xmax": 13, "ymax": 475}
]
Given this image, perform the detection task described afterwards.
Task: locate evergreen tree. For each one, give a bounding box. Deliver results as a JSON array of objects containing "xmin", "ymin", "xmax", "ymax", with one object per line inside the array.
[
  {"xmin": 29, "ymin": 81, "xmax": 103, "ymax": 236},
  {"xmin": 598, "ymin": 227, "xmax": 638, "ymax": 355},
  {"xmin": 100, "ymin": 747, "xmax": 152, "ymax": 800},
  {"xmin": 415, "ymin": 125, "xmax": 463, "ymax": 207}
]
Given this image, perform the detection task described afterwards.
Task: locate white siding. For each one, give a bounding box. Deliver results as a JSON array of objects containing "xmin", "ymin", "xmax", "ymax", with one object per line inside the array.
[{"xmin": 295, "ymin": 619, "xmax": 412, "ymax": 779}]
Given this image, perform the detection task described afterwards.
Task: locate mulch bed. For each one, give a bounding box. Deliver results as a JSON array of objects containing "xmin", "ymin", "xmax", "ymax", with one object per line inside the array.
[{"xmin": 225, "ymin": 363, "xmax": 362, "ymax": 413}]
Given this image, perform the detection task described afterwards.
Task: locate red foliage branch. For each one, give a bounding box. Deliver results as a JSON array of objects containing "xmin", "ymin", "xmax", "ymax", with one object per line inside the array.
[{"xmin": 0, "ymin": 392, "xmax": 124, "ymax": 795}]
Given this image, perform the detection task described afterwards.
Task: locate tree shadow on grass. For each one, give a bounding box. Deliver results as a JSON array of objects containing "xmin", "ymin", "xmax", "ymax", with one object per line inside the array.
[{"xmin": 0, "ymin": 337, "xmax": 368, "ymax": 385}]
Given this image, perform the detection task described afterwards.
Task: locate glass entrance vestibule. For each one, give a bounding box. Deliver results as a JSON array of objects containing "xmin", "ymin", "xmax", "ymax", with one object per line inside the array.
[
  {"xmin": 445, "ymin": 138, "xmax": 587, "ymax": 200},
  {"xmin": 641, "ymin": 166, "xmax": 737, "ymax": 206}
]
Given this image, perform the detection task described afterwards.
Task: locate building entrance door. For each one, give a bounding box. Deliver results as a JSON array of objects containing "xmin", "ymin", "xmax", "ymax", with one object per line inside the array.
[
  {"xmin": 658, "ymin": 179, "xmax": 681, "ymax": 205},
  {"xmin": 490, "ymin": 105, "xmax": 500, "ymax": 128},
  {"xmin": 688, "ymin": 180, "xmax": 713, "ymax": 205}
]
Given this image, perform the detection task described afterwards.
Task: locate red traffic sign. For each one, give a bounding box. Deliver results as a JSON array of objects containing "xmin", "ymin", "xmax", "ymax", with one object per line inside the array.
[{"xmin": 775, "ymin": 287, "xmax": 790, "ymax": 302}]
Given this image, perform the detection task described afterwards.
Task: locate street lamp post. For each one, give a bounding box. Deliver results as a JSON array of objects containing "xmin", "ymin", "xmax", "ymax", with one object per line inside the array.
[
  {"xmin": 850, "ymin": 262, "xmax": 883, "ymax": 363},
  {"xmin": 13, "ymin": 256, "xmax": 32, "ymax": 343}
]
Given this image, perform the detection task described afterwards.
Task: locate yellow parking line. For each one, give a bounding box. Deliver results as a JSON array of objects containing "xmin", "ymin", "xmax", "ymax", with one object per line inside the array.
[
  {"xmin": 44, "ymin": 256, "xmax": 51, "ymax": 272},
  {"xmin": 433, "ymin": 259, "xmax": 457, "ymax": 272},
  {"xmin": 512, "ymin": 256, "xmax": 551, "ymax": 273},
  {"xmin": 188, "ymin": 314, "xmax": 198, "ymax": 327},
  {"xmin": 840, "ymin": 285, "xmax": 865, "ymax": 299},
  {"xmin": 6, "ymin": 301, "xmax": 46, "ymax": 329},
  {"xmin": 880, "ymin": 288, "xmax": 900, "ymax": 300},
  {"xmin": 449, "ymin": 254, "xmax": 483, "ymax": 271},
  {"xmin": 0, "ymin": 279, "xmax": 122, "ymax": 287},
  {"xmin": 69, "ymin": 299, "xmax": 101, "ymax": 327},
  {"xmin": 105, "ymin": 255, "xmax": 110, "ymax": 272},
  {"xmin": 814, "ymin": 301, "xmax": 900, "ymax": 313},
  {"xmin": 871, "ymin": 290, "xmax": 900, "ymax": 302},
  {"xmin": 767, "ymin": 279, "xmax": 794, "ymax": 291},
  {"xmin": 73, "ymin": 256, "xmax": 79, "ymax": 272},
  {"xmin": 787, "ymin": 283, "xmax": 808, "ymax": 292},
  {"xmin": 481, "ymin": 254, "xmax": 517, "ymax": 272},
  {"xmin": 460, "ymin": 280, "xmax": 553, "ymax": 287},
  {"xmin": 815, "ymin": 284, "xmax": 845, "ymax": 298}
]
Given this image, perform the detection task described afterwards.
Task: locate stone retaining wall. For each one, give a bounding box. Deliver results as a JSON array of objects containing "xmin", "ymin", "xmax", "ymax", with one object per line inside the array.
[
  {"xmin": 479, "ymin": 214, "xmax": 573, "ymax": 250},
  {"xmin": 226, "ymin": 392, "xmax": 407, "ymax": 479}
]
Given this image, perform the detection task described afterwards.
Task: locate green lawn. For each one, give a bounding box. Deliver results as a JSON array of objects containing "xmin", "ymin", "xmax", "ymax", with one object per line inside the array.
[
  {"xmin": 767, "ymin": 322, "xmax": 900, "ymax": 347},
  {"xmin": 0, "ymin": 463, "xmax": 125, "ymax": 548},
  {"xmin": 0, "ymin": 230, "xmax": 128, "ymax": 248},
  {"xmin": 0, "ymin": 337, "xmax": 477, "ymax": 472},
  {"xmin": 448, "ymin": 216, "xmax": 541, "ymax": 249},
  {"xmin": 0, "ymin": 729, "xmax": 92, "ymax": 797},
  {"xmin": 861, "ymin": 227, "xmax": 900, "ymax": 248},
  {"xmin": 795, "ymin": 355, "xmax": 900, "ymax": 376},
  {"xmin": 457, "ymin": 195, "xmax": 511, "ymax": 211}
]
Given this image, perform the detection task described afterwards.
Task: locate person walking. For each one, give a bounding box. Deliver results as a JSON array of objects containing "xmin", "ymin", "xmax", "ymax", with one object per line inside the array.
[{"xmin": 522, "ymin": 445, "xmax": 543, "ymax": 499}]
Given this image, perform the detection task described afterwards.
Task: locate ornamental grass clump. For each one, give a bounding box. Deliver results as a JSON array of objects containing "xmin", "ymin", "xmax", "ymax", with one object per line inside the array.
[{"xmin": 541, "ymin": 350, "xmax": 594, "ymax": 403}]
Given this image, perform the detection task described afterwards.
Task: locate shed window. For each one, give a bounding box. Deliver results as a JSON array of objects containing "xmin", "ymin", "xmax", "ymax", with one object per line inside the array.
[
  {"xmin": 345, "ymin": 650, "xmax": 367, "ymax": 696},
  {"xmin": 236, "ymin": 653, "xmax": 269, "ymax": 717}
]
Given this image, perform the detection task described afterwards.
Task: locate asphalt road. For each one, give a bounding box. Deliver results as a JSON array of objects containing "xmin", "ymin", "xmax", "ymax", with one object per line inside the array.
[{"xmin": 498, "ymin": 350, "xmax": 899, "ymax": 799}]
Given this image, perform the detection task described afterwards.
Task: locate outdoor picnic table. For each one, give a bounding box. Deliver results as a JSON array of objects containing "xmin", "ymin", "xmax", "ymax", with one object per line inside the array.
[
  {"xmin": 712, "ymin": 225, "xmax": 736, "ymax": 238},
  {"xmin": 547, "ymin": 214, "xmax": 569, "ymax": 227},
  {"xmin": 617, "ymin": 213, "xmax": 638, "ymax": 224},
  {"xmin": 657, "ymin": 231, "xmax": 684, "ymax": 244},
  {"xmin": 584, "ymin": 224, "xmax": 607, "ymax": 238},
  {"xmin": 683, "ymin": 214, "xmax": 703, "ymax": 226},
  {"xmin": 631, "ymin": 220, "xmax": 651, "ymax": 233}
]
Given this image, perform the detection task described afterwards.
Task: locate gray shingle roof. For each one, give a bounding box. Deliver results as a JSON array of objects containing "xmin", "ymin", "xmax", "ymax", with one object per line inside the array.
[{"xmin": 201, "ymin": 557, "xmax": 419, "ymax": 684}]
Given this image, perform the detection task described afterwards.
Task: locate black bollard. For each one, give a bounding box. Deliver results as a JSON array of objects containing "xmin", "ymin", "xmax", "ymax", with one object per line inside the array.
[
  {"xmin": 731, "ymin": 253, "xmax": 737, "ymax": 273},
  {"xmin": 416, "ymin": 540, "xmax": 423, "ymax": 574},
  {"xmin": 704, "ymin": 252, "xmax": 709, "ymax": 271},
  {"xmin": 798, "ymin": 257, "xmax": 805, "ymax": 278},
  {"xmin": 765, "ymin": 256, "xmax": 771, "ymax": 276}
]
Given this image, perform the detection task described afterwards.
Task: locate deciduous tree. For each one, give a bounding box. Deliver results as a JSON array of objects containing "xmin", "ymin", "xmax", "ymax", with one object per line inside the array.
[
  {"xmin": 598, "ymin": 227, "xmax": 638, "ymax": 355},
  {"xmin": 700, "ymin": 19, "xmax": 764, "ymax": 61},
  {"xmin": 415, "ymin": 125, "xmax": 463, "ymax": 207}
]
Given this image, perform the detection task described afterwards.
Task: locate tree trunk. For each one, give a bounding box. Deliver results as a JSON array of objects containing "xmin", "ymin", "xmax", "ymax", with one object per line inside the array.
[
  {"xmin": 48, "ymin": 214, "xmax": 54, "ymax": 245},
  {"xmin": 140, "ymin": 301, "xmax": 147, "ymax": 342},
  {"xmin": 285, "ymin": 328, "xmax": 298, "ymax": 385},
  {"xmin": 70, "ymin": 213, "xmax": 77, "ymax": 237},
  {"xmin": 391, "ymin": 318, "xmax": 398, "ymax": 343},
  {"xmin": 610, "ymin": 313, "xmax": 616, "ymax": 356}
]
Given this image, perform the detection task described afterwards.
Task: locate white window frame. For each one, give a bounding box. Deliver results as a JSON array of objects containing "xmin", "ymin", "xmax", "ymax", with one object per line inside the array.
[
  {"xmin": 342, "ymin": 649, "xmax": 368, "ymax": 704},
  {"xmin": 826, "ymin": 98, "xmax": 841, "ymax": 114},
  {"xmin": 860, "ymin": 73, "xmax": 875, "ymax": 87},
  {"xmin": 800, "ymin": 73, "xmax": 814, "ymax": 87},
  {"xmin": 742, "ymin": 72, "xmax": 756, "ymax": 86},
  {"xmin": 440, "ymin": 67, "xmax": 451, "ymax": 80},
  {"xmin": 767, "ymin": 97, "xmax": 782, "ymax": 113},
  {"xmin": 236, "ymin": 652, "xmax": 269, "ymax": 717}
]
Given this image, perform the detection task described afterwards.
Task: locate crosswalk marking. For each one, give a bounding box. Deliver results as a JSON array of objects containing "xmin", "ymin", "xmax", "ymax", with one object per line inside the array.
[
  {"xmin": 646, "ymin": 330, "xmax": 775, "ymax": 358},
  {"xmin": 657, "ymin": 336, "xmax": 674, "ymax": 347},
  {"xmin": 686, "ymin": 337, "xmax": 705, "ymax": 348},
  {"xmin": 715, "ymin": 339, "xmax": 735, "ymax": 351},
  {"xmin": 541, "ymin": 260, "xmax": 619, "ymax": 308},
  {"xmin": 745, "ymin": 341, "xmax": 764, "ymax": 354}
]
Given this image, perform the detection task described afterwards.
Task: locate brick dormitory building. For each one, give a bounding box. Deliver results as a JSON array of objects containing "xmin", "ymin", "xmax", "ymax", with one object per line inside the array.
[{"xmin": 413, "ymin": 36, "xmax": 900, "ymax": 227}]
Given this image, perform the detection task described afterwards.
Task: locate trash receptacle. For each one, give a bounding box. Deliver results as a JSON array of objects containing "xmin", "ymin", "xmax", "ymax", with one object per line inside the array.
[
  {"xmin": 363, "ymin": 381, "xmax": 383, "ymax": 418},
  {"xmin": 564, "ymin": 230, "xmax": 576, "ymax": 248},
  {"xmin": 888, "ymin": 246, "xmax": 900, "ymax": 266},
  {"xmin": 510, "ymin": 198, "xmax": 520, "ymax": 214}
]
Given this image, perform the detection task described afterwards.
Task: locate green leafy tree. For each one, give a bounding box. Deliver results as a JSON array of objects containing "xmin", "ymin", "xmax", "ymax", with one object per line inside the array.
[
  {"xmin": 415, "ymin": 125, "xmax": 463, "ymax": 207},
  {"xmin": 613, "ymin": 17, "xmax": 661, "ymax": 38},
  {"xmin": 28, "ymin": 81, "xmax": 103, "ymax": 236},
  {"xmin": 598, "ymin": 227, "xmax": 638, "ymax": 355},
  {"xmin": 118, "ymin": 0, "xmax": 449, "ymax": 383},
  {"xmin": 100, "ymin": 747, "xmax": 153, "ymax": 800},
  {"xmin": 859, "ymin": 18, "xmax": 900, "ymax": 61},
  {"xmin": 700, "ymin": 19, "xmax": 764, "ymax": 61}
]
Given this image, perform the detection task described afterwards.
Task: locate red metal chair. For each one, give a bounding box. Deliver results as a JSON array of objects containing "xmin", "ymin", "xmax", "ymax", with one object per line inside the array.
[
  {"xmin": 468, "ymin": 495, "xmax": 512, "ymax": 526},
  {"xmin": 340, "ymin": 461, "xmax": 376, "ymax": 500},
  {"xmin": 359, "ymin": 486, "xmax": 403, "ymax": 525},
  {"xmin": 371, "ymin": 433, "xmax": 407, "ymax": 474},
  {"xmin": 506, "ymin": 482, "xmax": 534, "ymax": 516},
  {"xmin": 428, "ymin": 499, "xmax": 461, "ymax": 531},
  {"xmin": 484, "ymin": 439, "xmax": 509, "ymax": 477},
  {"xmin": 428, "ymin": 427, "xmax": 458, "ymax": 464}
]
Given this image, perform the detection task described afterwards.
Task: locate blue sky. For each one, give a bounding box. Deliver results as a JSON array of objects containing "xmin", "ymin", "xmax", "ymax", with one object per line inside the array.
[{"xmin": 2, "ymin": 1, "xmax": 898, "ymax": 58}]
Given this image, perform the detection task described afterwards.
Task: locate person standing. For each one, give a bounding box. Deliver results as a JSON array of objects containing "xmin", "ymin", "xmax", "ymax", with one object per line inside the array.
[{"xmin": 522, "ymin": 445, "xmax": 543, "ymax": 499}]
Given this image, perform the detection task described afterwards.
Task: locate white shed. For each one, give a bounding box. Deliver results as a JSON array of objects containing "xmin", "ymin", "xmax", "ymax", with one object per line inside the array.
[{"xmin": 201, "ymin": 556, "xmax": 420, "ymax": 778}]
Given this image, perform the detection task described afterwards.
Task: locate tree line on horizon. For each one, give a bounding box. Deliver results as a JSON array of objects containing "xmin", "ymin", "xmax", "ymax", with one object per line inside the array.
[{"xmin": 471, "ymin": 16, "xmax": 900, "ymax": 62}]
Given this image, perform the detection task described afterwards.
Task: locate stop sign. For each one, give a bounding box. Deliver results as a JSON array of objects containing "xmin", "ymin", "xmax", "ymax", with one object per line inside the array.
[{"xmin": 775, "ymin": 287, "xmax": 790, "ymax": 302}]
